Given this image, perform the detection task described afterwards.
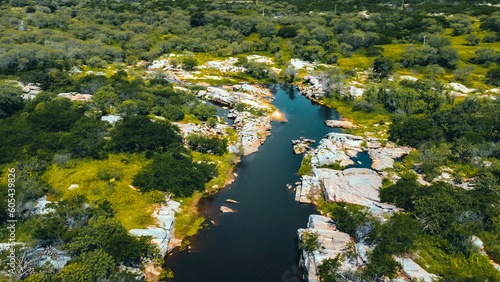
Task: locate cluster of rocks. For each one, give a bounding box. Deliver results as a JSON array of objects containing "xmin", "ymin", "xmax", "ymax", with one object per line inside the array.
[
  {"xmin": 198, "ymin": 57, "xmax": 245, "ymax": 73},
  {"xmin": 295, "ymin": 133, "xmax": 442, "ymax": 281},
  {"xmin": 292, "ymin": 138, "xmax": 316, "ymax": 154},
  {"xmin": 18, "ymin": 82, "xmax": 41, "ymax": 99},
  {"xmin": 173, "ymin": 122, "xmax": 229, "ymax": 138},
  {"xmin": 294, "ymin": 133, "xmax": 411, "ymax": 214},
  {"xmin": 129, "ymin": 199, "xmax": 181, "ymax": 257},
  {"xmin": 229, "ymin": 111, "xmax": 273, "ymax": 155},
  {"xmin": 298, "ymin": 215, "xmax": 355, "ymax": 282},
  {"xmin": 58, "ymin": 92, "xmax": 93, "ymax": 102},
  {"xmin": 195, "ymin": 84, "xmax": 279, "ymax": 156},
  {"xmin": 298, "ymin": 214, "xmax": 439, "ymax": 282},
  {"xmin": 298, "ymin": 75, "xmax": 327, "ymax": 100},
  {"xmin": 197, "ymin": 85, "xmax": 273, "ymax": 108}
]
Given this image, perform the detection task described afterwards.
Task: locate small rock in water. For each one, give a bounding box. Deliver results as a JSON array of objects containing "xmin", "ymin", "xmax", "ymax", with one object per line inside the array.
[
  {"xmin": 226, "ymin": 199, "xmax": 239, "ymax": 204},
  {"xmin": 220, "ymin": 206, "xmax": 236, "ymax": 213},
  {"xmin": 286, "ymin": 184, "xmax": 292, "ymax": 189}
]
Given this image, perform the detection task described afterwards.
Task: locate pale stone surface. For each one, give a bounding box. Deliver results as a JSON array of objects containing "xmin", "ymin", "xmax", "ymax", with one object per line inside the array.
[
  {"xmin": 129, "ymin": 200, "xmax": 180, "ymax": 256},
  {"xmin": 220, "ymin": 206, "xmax": 236, "ymax": 213},
  {"xmin": 101, "ymin": 115, "xmax": 122, "ymax": 125},
  {"xmin": 325, "ymin": 120, "xmax": 358, "ymax": 129},
  {"xmin": 394, "ymin": 257, "xmax": 439, "ymax": 282},
  {"xmin": 449, "ymin": 82, "xmax": 476, "ymax": 94},
  {"xmin": 32, "ymin": 195, "xmax": 55, "ymax": 215},
  {"xmin": 368, "ymin": 145, "xmax": 412, "ymax": 171},
  {"xmin": 400, "ymin": 75, "xmax": 418, "ymax": 81},
  {"xmin": 308, "ymin": 133, "xmax": 365, "ymax": 167},
  {"xmin": 34, "ymin": 247, "xmax": 71, "ymax": 269},
  {"xmin": 298, "ymin": 215, "xmax": 357, "ymax": 282}
]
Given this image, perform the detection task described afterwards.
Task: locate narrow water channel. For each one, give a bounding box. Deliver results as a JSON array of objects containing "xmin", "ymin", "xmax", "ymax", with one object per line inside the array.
[{"xmin": 165, "ymin": 84, "xmax": 372, "ymax": 281}]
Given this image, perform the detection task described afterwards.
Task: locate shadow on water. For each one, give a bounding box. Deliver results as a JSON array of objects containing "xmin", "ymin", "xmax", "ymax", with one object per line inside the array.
[{"xmin": 164, "ymin": 84, "xmax": 370, "ymax": 282}]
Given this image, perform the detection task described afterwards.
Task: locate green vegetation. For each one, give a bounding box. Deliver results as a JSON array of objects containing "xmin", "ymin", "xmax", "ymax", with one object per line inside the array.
[
  {"xmin": 1, "ymin": 0, "xmax": 500, "ymax": 280},
  {"xmin": 299, "ymin": 230, "xmax": 320, "ymax": 252},
  {"xmin": 297, "ymin": 155, "xmax": 312, "ymax": 176},
  {"xmin": 186, "ymin": 134, "xmax": 228, "ymax": 156}
]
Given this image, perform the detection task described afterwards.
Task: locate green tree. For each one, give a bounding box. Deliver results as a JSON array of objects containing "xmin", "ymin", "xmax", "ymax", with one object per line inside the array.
[
  {"xmin": 0, "ymin": 84, "xmax": 24, "ymax": 118},
  {"xmin": 132, "ymin": 153, "xmax": 217, "ymax": 196},
  {"xmin": 465, "ymin": 34, "xmax": 480, "ymax": 46},
  {"xmin": 58, "ymin": 249, "xmax": 115, "ymax": 281},
  {"xmin": 109, "ymin": 115, "xmax": 184, "ymax": 154},
  {"xmin": 93, "ymin": 85, "xmax": 120, "ymax": 112},
  {"xmin": 486, "ymin": 68, "xmax": 500, "ymax": 86},
  {"xmin": 182, "ymin": 57, "xmax": 198, "ymax": 71},
  {"xmin": 373, "ymin": 56, "xmax": 394, "ymax": 79}
]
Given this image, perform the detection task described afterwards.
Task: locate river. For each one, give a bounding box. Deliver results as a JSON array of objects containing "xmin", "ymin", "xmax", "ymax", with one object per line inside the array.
[{"xmin": 165, "ymin": 84, "xmax": 372, "ymax": 281}]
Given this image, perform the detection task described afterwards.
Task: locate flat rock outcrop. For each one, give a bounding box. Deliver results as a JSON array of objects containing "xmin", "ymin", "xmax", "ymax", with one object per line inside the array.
[
  {"xmin": 308, "ymin": 133, "xmax": 365, "ymax": 167},
  {"xmin": 369, "ymin": 146, "xmax": 412, "ymax": 171},
  {"xmin": 129, "ymin": 200, "xmax": 180, "ymax": 256},
  {"xmin": 317, "ymin": 168, "xmax": 397, "ymax": 217},
  {"xmin": 394, "ymin": 257, "xmax": 439, "ymax": 282},
  {"xmin": 325, "ymin": 120, "xmax": 358, "ymax": 129},
  {"xmin": 298, "ymin": 215, "xmax": 357, "ymax": 282}
]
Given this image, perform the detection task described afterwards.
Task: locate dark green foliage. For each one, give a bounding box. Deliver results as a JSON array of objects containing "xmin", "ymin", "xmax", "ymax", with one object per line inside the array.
[
  {"xmin": 373, "ymin": 56, "xmax": 394, "ymax": 78},
  {"xmin": 362, "ymin": 248, "xmax": 401, "ymax": 279},
  {"xmin": 380, "ymin": 176, "xmax": 420, "ymax": 210},
  {"xmin": 109, "ymin": 115, "xmax": 184, "ymax": 154},
  {"xmin": 317, "ymin": 256, "xmax": 342, "ymax": 282},
  {"xmin": 321, "ymin": 202, "xmax": 371, "ymax": 237},
  {"xmin": 487, "ymin": 68, "xmax": 500, "ymax": 86},
  {"xmin": 190, "ymin": 103, "xmax": 217, "ymax": 121},
  {"xmin": 318, "ymin": 161, "xmax": 345, "ymax": 170},
  {"xmin": 58, "ymin": 249, "xmax": 115, "ymax": 282},
  {"xmin": 278, "ymin": 25, "xmax": 299, "ymax": 38},
  {"xmin": 399, "ymin": 45, "xmax": 460, "ymax": 69},
  {"xmin": 186, "ymin": 134, "xmax": 228, "ymax": 156},
  {"xmin": 368, "ymin": 213, "xmax": 423, "ymax": 255},
  {"xmin": 389, "ymin": 115, "xmax": 444, "ymax": 147},
  {"xmin": 0, "ymin": 84, "xmax": 24, "ymax": 118},
  {"xmin": 132, "ymin": 153, "xmax": 217, "ymax": 197},
  {"xmin": 163, "ymin": 105, "xmax": 185, "ymax": 121},
  {"xmin": 67, "ymin": 216, "xmax": 157, "ymax": 266},
  {"xmin": 182, "ymin": 57, "xmax": 198, "ymax": 71},
  {"xmin": 243, "ymin": 61, "xmax": 271, "ymax": 80},
  {"xmin": 299, "ymin": 230, "xmax": 319, "ymax": 252}
]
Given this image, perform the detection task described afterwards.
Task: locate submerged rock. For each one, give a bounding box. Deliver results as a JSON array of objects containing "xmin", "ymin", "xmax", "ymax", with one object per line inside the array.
[{"xmin": 220, "ymin": 206, "xmax": 236, "ymax": 213}]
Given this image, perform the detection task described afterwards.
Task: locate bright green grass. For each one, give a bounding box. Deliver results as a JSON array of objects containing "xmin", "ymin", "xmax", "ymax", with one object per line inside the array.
[
  {"xmin": 414, "ymin": 236, "xmax": 500, "ymax": 280},
  {"xmin": 42, "ymin": 153, "xmax": 153, "ymax": 230},
  {"xmin": 321, "ymin": 97, "xmax": 393, "ymax": 138}
]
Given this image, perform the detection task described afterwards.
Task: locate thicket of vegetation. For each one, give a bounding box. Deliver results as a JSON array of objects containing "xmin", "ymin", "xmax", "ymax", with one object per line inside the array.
[
  {"xmin": 0, "ymin": 73, "xmax": 221, "ymax": 279},
  {"xmin": 1, "ymin": 0, "xmax": 500, "ymax": 280}
]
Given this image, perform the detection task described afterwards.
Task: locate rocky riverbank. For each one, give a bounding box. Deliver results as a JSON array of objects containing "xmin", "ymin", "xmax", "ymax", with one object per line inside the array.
[{"xmin": 294, "ymin": 133, "xmax": 436, "ymax": 281}]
